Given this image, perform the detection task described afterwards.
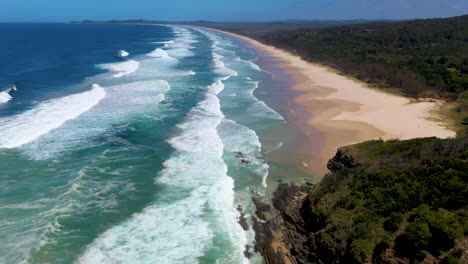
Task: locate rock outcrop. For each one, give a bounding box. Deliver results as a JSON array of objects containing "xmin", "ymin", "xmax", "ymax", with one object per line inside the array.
[
  {"xmin": 253, "ymin": 184, "xmax": 317, "ymax": 264},
  {"xmin": 326, "ymin": 149, "xmax": 358, "ymax": 172}
]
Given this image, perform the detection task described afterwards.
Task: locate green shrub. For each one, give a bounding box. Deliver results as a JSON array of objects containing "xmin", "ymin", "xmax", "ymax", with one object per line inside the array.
[
  {"xmin": 350, "ymin": 238, "xmax": 375, "ymax": 263},
  {"xmin": 306, "ymin": 137, "xmax": 467, "ymax": 263},
  {"xmin": 384, "ymin": 212, "xmax": 404, "ymax": 231},
  {"xmin": 441, "ymin": 250, "xmax": 463, "ymax": 264},
  {"xmin": 405, "ymin": 218, "xmax": 432, "ymax": 248}
]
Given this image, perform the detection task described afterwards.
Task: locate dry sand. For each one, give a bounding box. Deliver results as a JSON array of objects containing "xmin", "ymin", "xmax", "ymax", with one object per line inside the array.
[{"xmin": 203, "ymin": 27, "xmax": 456, "ymax": 173}]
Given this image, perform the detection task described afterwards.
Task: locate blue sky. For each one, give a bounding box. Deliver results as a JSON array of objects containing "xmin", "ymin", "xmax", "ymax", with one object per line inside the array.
[{"xmin": 1, "ymin": 0, "xmax": 467, "ymax": 22}]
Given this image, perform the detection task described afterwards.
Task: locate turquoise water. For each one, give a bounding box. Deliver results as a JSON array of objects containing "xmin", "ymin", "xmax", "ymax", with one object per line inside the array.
[{"xmin": 0, "ymin": 24, "xmax": 319, "ymax": 263}]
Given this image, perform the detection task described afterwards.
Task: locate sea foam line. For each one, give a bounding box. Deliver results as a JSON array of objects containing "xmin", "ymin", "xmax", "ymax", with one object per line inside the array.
[
  {"xmin": 20, "ymin": 80, "xmax": 170, "ymax": 159},
  {"xmin": 98, "ymin": 60, "xmax": 140, "ymax": 78},
  {"xmin": 0, "ymin": 84, "xmax": 105, "ymax": 149},
  {"xmin": 163, "ymin": 26, "xmax": 198, "ymax": 58},
  {"xmin": 78, "ymin": 77, "xmax": 247, "ymax": 263}
]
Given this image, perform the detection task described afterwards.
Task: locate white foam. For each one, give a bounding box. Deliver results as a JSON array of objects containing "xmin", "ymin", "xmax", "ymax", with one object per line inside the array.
[
  {"xmin": 246, "ymin": 81, "xmax": 284, "ymax": 120},
  {"xmin": 199, "ymin": 30, "xmax": 240, "ymax": 78},
  {"xmin": 0, "ymin": 91, "xmax": 12, "ymax": 103},
  {"xmin": 98, "ymin": 60, "xmax": 140, "ymax": 78},
  {"xmin": 154, "ymin": 40, "xmax": 175, "ymax": 45},
  {"xmin": 0, "ymin": 84, "xmax": 105, "ymax": 149},
  {"xmin": 249, "ymin": 101, "xmax": 284, "ymax": 120},
  {"xmin": 218, "ymin": 119, "xmax": 270, "ymax": 188},
  {"xmin": 198, "ymin": 27, "xmax": 284, "ymax": 121},
  {"xmin": 21, "ymin": 80, "xmax": 170, "ymax": 159},
  {"xmin": 248, "ymin": 61, "xmax": 262, "ymax": 71},
  {"xmin": 213, "ymin": 53, "xmax": 239, "ymax": 77},
  {"xmin": 78, "ymin": 189, "xmax": 214, "ymax": 264},
  {"xmin": 234, "ymin": 57, "xmax": 263, "ymax": 72},
  {"xmin": 166, "ymin": 48, "xmax": 195, "ymax": 58},
  {"xmin": 79, "ymin": 78, "xmax": 248, "ymax": 263},
  {"xmin": 114, "ymin": 49, "xmax": 129, "ymax": 58},
  {"xmin": 0, "ymin": 85, "xmax": 16, "ymax": 104},
  {"xmin": 154, "ymin": 40, "xmax": 178, "ymax": 48},
  {"xmin": 265, "ymin": 141, "xmax": 283, "ymax": 154},
  {"xmin": 147, "ymin": 48, "xmax": 168, "ymax": 57},
  {"xmin": 168, "ymin": 80, "xmax": 224, "ymax": 153},
  {"xmin": 146, "ymin": 48, "xmax": 182, "ymax": 62},
  {"xmin": 162, "ymin": 26, "xmax": 198, "ymax": 58}
]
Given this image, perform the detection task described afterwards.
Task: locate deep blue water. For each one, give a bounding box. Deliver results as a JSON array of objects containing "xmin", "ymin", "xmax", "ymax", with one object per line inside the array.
[{"xmin": 0, "ymin": 23, "xmax": 171, "ymax": 116}]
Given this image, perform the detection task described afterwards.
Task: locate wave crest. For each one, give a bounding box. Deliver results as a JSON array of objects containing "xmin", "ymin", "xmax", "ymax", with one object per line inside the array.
[
  {"xmin": 98, "ymin": 60, "xmax": 140, "ymax": 78},
  {"xmin": 0, "ymin": 85, "xmax": 17, "ymax": 104},
  {"xmin": 0, "ymin": 84, "xmax": 105, "ymax": 149}
]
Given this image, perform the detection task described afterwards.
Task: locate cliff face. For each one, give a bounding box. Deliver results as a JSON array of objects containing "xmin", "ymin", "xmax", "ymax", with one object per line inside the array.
[
  {"xmin": 255, "ymin": 137, "xmax": 468, "ymax": 264},
  {"xmin": 254, "ymin": 184, "xmax": 317, "ymax": 264}
]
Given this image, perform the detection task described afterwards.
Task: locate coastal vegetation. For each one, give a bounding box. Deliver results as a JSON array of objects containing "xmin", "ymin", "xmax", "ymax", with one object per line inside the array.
[
  {"xmin": 257, "ymin": 15, "xmax": 468, "ymax": 98},
  {"xmin": 315, "ymin": 137, "xmax": 467, "ymax": 263},
  {"xmin": 258, "ymin": 137, "xmax": 468, "ymax": 264}
]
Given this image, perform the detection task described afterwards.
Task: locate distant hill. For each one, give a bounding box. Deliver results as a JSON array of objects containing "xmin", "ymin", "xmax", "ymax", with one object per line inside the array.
[{"xmin": 70, "ymin": 19, "xmax": 391, "ymax": 34}]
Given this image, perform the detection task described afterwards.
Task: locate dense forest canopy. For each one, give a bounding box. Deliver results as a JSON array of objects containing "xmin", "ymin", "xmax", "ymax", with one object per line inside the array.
[{"xmin": 306, "ymin": 137, "xmax": 468, "ymax": 263}]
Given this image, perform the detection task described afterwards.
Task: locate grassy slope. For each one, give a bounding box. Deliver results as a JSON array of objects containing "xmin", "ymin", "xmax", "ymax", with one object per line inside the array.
[{"xmin": 308, "ymin": 137, "xmax": 467, "ymax": 263}]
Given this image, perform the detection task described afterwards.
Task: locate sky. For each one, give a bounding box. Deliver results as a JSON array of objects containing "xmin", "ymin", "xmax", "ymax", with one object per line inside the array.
[{"xmin": 1, "ymin": 0, "xmax": 467, "ymax": 22}]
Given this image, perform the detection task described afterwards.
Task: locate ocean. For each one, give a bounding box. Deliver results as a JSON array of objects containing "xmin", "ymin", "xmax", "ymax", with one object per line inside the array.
[{"xmin": 0, "ymin": 23, "xmax": 318, "ymax": 263}]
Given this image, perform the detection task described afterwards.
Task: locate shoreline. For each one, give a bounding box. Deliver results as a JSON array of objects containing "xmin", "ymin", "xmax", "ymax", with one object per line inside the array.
[{"xmin": 202, "ymin": 27, "xmax": 456, "ymax": 173}]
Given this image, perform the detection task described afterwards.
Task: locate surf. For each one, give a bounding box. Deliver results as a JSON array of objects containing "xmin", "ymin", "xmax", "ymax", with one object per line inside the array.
[
  {"xmin": 78, "ymin": 77, "xmax": 248, "ymax": 264},
  {"xmin": 98, "ymin": 59, "xmax": 140, "ymax": 78},
  {"xmin": 0, "ymin": 84, "xmax": 105, "ymax": 149},
  {"xmin": 0, "ymin": 85, "xmax": 17, "ymax": 104}
]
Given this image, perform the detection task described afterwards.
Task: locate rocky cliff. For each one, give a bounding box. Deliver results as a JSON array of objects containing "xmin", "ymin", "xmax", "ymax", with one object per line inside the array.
[{"xmin": 254, "ymin": 137, "xmax": 468, "ymax": 264}]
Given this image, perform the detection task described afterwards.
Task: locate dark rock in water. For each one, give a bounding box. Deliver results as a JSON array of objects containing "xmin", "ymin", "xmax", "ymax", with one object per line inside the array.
[
  {"xmin": 234, "ymin": 151, "xmax": 253, "ymax": 165},
  {"xmin": 244, "ymin": 245, "xmax": 253, "ymax": 259},
  {"xmin": 252, "ymin": 197, "xmax": 270, "ymax": 221},
  {"xmin": 241, "ymin": 159, "xmax": 250, "ymax": 165},
  {"xmin": 327, "ymin": 149, "xmax": 358, "ymax": 171},
  {"xmin": 237, "ymin": 205, "xmax": 248, "ymax": 231}
]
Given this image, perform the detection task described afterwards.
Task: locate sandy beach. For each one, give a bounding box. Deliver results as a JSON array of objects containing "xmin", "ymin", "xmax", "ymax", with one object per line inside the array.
[{"xmin": 204, "ymin": 27, "xmax": 456, "ymax": 173}]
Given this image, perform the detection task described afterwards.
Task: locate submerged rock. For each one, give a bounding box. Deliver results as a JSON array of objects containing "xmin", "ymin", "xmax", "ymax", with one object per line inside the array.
[
  {"xmin": 235, "ymin": 151, "xmax": 245, "ymax": 158},
  {"xmin": 241, "ymin": 159, "xmax": 250, "ymax": 165}
]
